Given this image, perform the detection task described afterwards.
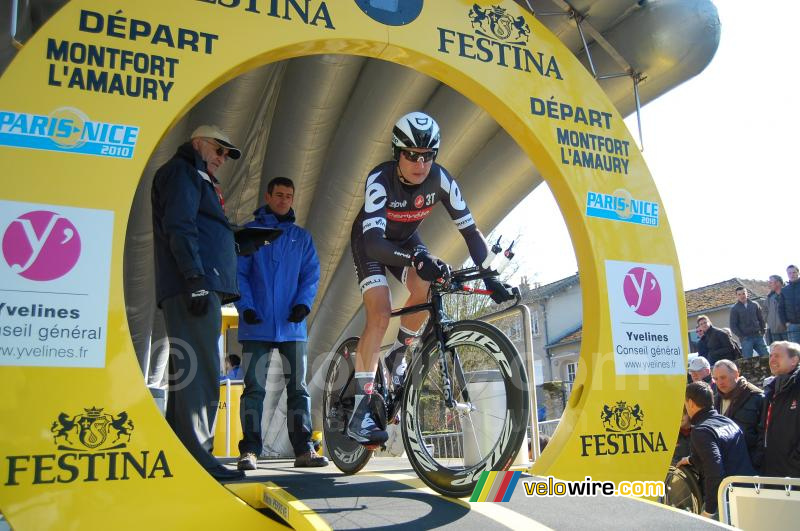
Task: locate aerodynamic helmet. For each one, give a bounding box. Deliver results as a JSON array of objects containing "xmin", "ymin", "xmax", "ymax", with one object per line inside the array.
[{"xmin": 392, "ymin": 112, "xmax": 440, "ymax": 160}]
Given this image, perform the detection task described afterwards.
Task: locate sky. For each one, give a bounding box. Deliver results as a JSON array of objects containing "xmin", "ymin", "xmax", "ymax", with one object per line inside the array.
[{"xmin": 496, "ymin": 0, "xmax": 798, "ymax": 291}]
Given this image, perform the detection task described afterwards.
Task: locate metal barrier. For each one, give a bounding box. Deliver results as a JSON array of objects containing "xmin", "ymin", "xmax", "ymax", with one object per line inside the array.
[
  {"xmin": 424, "ymin": 419, "xmax": 558, "ymax": 461},
  {"xmin": 718, "ymin": 475, "xmax": 800, "ymax": 528},
  {"xmin": 422, "ymin": 432, "xmax": 464, "ymax": 459}
]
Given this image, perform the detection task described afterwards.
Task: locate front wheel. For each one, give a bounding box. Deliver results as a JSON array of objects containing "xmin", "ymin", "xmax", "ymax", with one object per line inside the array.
[
  {"xmin": 322, "ymin": 337, "xmax": 373, "ymax": 474},
  {"xmin": 401, "ymin": 320, "xmax": 529, "ymax": 497}
]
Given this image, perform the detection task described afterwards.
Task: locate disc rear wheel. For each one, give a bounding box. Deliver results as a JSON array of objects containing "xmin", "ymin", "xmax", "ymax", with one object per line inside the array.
[{"xmin": 322, "ymin": 337, "xmax": 373, "ymax": 474}]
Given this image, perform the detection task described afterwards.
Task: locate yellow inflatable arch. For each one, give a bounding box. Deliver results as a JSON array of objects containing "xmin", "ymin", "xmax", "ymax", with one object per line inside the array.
[{"xmin": 0, "ymin": 0, "xmax": 687, "ymax": 527}]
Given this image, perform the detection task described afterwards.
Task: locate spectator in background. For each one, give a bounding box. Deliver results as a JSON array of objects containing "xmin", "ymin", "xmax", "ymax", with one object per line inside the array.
[
  {"xmin": 780, "ymin": 265, "xmax": 800, "ymax": 343},
  {"xmin": 765, "ymin": 275, "xmax": 787, "ymax": 343},
  {"xmin": 151, "ymin": 125, "xmax": 244, "ymax": 482},
  {"xmin": 712, "ymin": 360, "xmax": 765, "ymax": 468},
  {"xmin": 678, "ymin": 382, "xmax": 755, "ymax": 519},
  {"xmin": 697, "ymin": 315, "xmax": 740, "ymax": 364},
  {"xmin": 729, "ymin": 287, "xmax": 768, "ymax": 358},
  {"xmin": 688, "ymin": 356, "xmax": 715, "ymax": 391},
  {"xmin": 695, "ymin": 325, "xmax": 709, "ymax": 358},
  {"xmin": 761, "ymin": 341, "xmax": 800, "ymax": 477},
  {"xmin": 235, "ymin": 177, "xmax": 328, "ymax": 470},
  {"xmin": 221, "ymin": 354, "xmax": 242, "ymax": 380}
]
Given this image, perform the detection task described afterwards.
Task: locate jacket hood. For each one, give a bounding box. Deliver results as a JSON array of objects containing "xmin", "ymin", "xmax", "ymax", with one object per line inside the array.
[{"xmin": 253, "ymin": 204, "xmax": 296, "ymax": 225}]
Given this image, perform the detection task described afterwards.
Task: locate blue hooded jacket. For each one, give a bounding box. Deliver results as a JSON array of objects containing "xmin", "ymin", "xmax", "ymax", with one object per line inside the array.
[{"xmin": 235, "ymin": 205, "xmax": 320, "ymax": 342}]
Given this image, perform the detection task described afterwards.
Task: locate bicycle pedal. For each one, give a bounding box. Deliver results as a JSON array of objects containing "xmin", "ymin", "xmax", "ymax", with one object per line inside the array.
[{"xmin": 363, "ymin": 444, "xmax": 380, "ymax": 451}]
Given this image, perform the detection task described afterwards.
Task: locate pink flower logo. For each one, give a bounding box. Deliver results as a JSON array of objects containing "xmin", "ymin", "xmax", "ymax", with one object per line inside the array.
[
  {"xmin": 622, "ymin": 267, "xmax": 661, "ymax": 317},
  {"xmin": 2, "ymin": 210, "xmax": 81, "ymax": 281}
]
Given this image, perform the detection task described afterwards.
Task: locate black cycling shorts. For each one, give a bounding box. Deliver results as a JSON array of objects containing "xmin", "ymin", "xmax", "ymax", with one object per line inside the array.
[{"xmin": 350, "ymin": 226, "xmax": 427, "ymax": 294}]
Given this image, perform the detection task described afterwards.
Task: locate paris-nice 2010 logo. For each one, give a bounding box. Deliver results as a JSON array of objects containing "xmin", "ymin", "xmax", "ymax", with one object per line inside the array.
[
  {"xmin": 622, "ymin": 266, "xmax": 662, "ymax": 317},
  {"xmin": 1, "ymin": 210, "xmax": 81, "ymax": 281}
]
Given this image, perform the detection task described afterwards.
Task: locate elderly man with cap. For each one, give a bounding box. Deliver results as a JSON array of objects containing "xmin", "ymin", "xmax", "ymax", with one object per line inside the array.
[
  {"xmin": 151, "ymin": 125, "xmax": 244, "ymax": 481},
  {"xmin": 688, "ymin": 356, "xmax": 716, "ymax": 392}
]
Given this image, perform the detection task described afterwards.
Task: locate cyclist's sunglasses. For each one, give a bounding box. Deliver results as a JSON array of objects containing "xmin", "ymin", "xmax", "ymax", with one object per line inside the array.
[
  {"xmin": 202, "ymin": 138, "xmax": 230, "ymax": 158},
  {"xmin": 399, "ymin": 149, "xmax": 437, "ymax": 163}
]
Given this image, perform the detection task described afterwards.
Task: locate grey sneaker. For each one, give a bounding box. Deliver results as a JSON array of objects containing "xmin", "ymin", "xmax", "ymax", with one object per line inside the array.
[
  {"xmin": 294, "ymin": 451, "xmax": 329, "ymax": 468},
  {"xmin": 237, "ymin": 452, "xmax": 258, "ymax": 471}
]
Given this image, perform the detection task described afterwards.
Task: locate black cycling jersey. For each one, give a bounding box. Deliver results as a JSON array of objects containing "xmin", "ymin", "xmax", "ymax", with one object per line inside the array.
[{"xmin": 351, "ymin": 161, "xmax": 488, "ymax": 281}]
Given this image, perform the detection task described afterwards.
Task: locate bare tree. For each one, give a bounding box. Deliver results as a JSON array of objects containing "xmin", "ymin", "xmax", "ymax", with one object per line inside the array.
[{"xmin": 442, "ymin": 230, "xmax": 521, "ymax": 321}]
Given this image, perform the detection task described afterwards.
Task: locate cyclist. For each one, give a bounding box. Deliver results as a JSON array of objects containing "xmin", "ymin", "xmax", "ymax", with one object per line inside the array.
[{"xmin": 347, "ymin": 111, "xmax": 516, "ymax": 445}]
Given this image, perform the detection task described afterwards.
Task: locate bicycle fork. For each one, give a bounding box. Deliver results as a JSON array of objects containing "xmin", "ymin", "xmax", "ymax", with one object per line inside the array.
[{"xmin": 431, "ymin": 293, "xmax": 473, "ymax": 412}]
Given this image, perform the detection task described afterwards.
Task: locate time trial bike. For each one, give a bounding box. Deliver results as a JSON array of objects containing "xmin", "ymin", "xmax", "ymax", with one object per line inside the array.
[{"xmin": 322, "ymin": 266, "xmax": 530, "ymax": 497}]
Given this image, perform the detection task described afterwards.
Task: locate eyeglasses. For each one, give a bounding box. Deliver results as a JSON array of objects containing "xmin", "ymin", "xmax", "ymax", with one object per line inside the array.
[
  {"xmin": 202, "ymin": 138, "xmax": 229, "ymax": 159},
  {"xmin": 399, "ymin": 149, "xmax": 437, "ymax": 163}
]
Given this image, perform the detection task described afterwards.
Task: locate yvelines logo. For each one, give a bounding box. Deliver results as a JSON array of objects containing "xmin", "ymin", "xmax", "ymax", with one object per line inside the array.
[
  {"xmin": 0, "ymin": 107, "xmax": 138, "ymax": 159},
  {"xmin": 354, "ymin": 0, "xmax": 423, "ymax": 26},
  {"xmin": 623, "ymin": 267, "xmax": 661, "ymax": 317},
  {"xmin": 580, "ymin": 402, "xmax": 667, "ymax": 457},
  {"xmin": 4, "ymin": 407, "xmax": 172, "ymax": 486},
  {"xmin": 2, "ymin": 210, "xmax": 81, "ymax": 281},
  {"xmin": 437, "ymin": 4, "xmax": 562, "ymax": 80}
]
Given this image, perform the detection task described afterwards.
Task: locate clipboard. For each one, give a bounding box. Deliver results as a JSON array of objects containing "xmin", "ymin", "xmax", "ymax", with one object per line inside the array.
[{"xmin": 232, "ymin": 226, "xmax": 283, "ymax": 256}]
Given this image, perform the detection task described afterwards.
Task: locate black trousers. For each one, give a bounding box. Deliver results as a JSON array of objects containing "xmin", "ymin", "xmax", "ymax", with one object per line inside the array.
[{"xmin": 163, "ymin": 292, "xmax": 222, "ymax": 470}]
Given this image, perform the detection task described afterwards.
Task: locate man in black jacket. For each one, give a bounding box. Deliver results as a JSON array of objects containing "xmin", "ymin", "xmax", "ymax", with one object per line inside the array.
[
  {"xmin": 780, "ymin": 265, "xmax": 800, "ymax": 343},
  {"xmin": 678, "ymin": 382, "xmax": 755, "ymax": 518},
  {"xmin": 152, "ymin": 125, "xmax": 244, "ymax": 482},
  {"xmin": 697, "ymin": 315, "xmax": 740, "ymax": 364},
  {"xmin": 762, "ymin": 341, "xmax": 800, "ymax": 477},
  {"xmin": 712, "ymin": 360, "xmax": 765, "ymax": 468},
  {"xmin": 729, "ymin": 287, "xmax": 768, "ymax": 358}
]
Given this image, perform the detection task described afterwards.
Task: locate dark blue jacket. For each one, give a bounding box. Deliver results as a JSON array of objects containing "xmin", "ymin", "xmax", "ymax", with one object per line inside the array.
[
  {"xmin": 235, "ymin": 206, "xmax": 319, "ymax": 342},
  {"xmin": 689, "ymin": 408, "xmax": 755, "ymax": 514},
  {"xmin": 779, "ymin": 280, "xmax": 800, "ymax": 324},
  {"xmin": 151, "ymin": 143, "xmax": 238, "ymax": 305}
]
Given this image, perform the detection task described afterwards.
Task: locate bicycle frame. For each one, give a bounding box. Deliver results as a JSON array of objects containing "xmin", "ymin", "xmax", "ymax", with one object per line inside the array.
[
  {"xmin": 331, "ymin": 266, "xmax": 521, "ymax": 416},
  {"xmin": 389, "ymin": 266, "xmax": 521, "ymax": 409}
]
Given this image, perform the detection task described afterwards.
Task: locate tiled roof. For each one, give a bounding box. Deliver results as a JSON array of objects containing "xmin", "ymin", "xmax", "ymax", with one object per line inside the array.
[
  {"xmin": 685, "ymin": 278, "xmax": 770, "ymax": 315},
  {"xmin": 547, "ymin": 326, "xmax": 583, "ymax": 348},
  {"xmin": 521, "ymin": 273, "xmax": 579, "ymax": 302}
]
